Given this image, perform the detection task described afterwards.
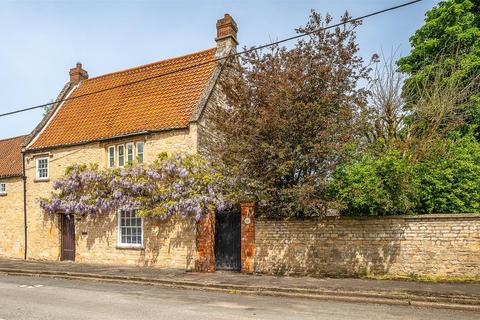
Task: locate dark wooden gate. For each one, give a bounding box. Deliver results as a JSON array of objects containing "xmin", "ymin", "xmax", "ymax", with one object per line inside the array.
[
  {"xmin": 215, "ymin": 208, "xmax": 241, "ymax": 271},
  {"xmin": 61, "ymin": 215, "xmax": 75, "ymax": 261}
]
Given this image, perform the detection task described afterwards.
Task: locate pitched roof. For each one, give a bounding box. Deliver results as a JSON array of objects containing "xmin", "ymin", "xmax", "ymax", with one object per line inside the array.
[
  {"xmin": 0, "ymin": 135, "xmax": 26, "ymax": 179},
  {"xmin": 28, "ymin": 48, "xmax": 218, "ymax": 150}
]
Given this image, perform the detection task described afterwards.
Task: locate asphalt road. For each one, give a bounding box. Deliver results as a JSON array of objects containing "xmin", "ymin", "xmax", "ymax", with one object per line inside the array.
[{"xmin": 0, "ymin": 275, "xmax": 478, "ymax": 320}]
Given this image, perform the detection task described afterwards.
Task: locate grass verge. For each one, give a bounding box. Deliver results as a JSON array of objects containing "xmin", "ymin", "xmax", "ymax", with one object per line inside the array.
[{"xmin": 363, "ymin": 273, "xmax": 480, "ymax": 283}]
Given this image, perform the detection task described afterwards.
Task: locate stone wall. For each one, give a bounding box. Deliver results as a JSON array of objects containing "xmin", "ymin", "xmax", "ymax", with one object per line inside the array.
[
  {"xmin": 25, "ymin": 143, "xmax": 101, "ymax": 260},
  {"xmin": 0, "ymin": 176, "xmax": 24, "ymax": 259},
  {"xmin": 24, "ymin": 128, "xmax": 198, "ymax": 268},
  {"xmin": 196, "ymin": 82, "xmax": 225, "ymax": 156},
  {"xmin": 75, "ymin": 214, "xmax": 196, "ymax": 269},
  {"xmin": 255, "ymin": 215, "xmax": 480, "ymax": 277}
]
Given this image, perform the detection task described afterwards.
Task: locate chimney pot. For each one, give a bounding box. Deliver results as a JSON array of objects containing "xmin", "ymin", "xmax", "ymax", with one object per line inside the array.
[{"xmin": 69, "ymin": 62, "xmax": 88, "ymax": 84}]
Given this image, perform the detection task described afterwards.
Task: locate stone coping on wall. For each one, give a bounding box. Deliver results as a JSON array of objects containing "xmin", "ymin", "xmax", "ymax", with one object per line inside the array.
[{"xmin": 257, "ymin": 213, "xmax": 480, "ymax": 222}]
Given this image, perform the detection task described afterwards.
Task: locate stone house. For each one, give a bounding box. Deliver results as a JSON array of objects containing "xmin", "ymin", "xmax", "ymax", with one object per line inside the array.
[
  {"xmin": 1, "ymin": 13, "xmax": 478, "ymax": 279},
  {"xmin": 0, "ymin": 14, "xmax": 240, "ymax": 270},
  {"xmin": 0, "ymin": 135, "xmax": 27, "ymax": 259}
]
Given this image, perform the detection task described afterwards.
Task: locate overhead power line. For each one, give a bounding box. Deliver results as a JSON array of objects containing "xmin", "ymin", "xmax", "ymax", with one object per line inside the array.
[{"xmin": 0, "ymin": 0, "xmax": 422, "ymax": 119}]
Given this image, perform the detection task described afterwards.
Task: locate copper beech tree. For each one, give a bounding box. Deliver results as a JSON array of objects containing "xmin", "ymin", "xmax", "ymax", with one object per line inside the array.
[{"xmin": 205, "ymin": 11, "xmax": 374, "ymax": 218}]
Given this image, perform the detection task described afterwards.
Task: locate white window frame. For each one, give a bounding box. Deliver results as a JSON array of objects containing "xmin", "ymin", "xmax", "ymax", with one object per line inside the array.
[
  {"xmin": 108, "ymin": 146, "xmax": 115, "ymax": 168},
  {"xmin": 36, "ymin": 157, "xmax": 49, "ymax": 180},
  {"xmin": 117, "ymin": 210, "xmax": 144, "ymax": 248},
  {"xmin": 136, "ymin": 141, "xmax": 144, "ymax": 163},
  {"xmin": 126, "ymin": 143, "xmax": 134, "ymax": 164},
  {"xmin": 0, "ymin": 183, "xmax": 6, "ymax": 195},
  {"xmin": 117, "ymin": 144, "xmax": 125, "ymax": 167}
]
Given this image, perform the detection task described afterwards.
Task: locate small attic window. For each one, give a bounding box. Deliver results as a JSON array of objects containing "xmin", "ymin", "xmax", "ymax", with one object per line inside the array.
[
  {"xmin": 108, "ymin": 141, "xmax": 144, "ymax": 168},
  {"xmin": 0, "ymin": 183, "xmax": 6, "ymax": 195},
  {"xmin": 126, "ymin": 143, "xmax": 134, "ymax": 164},
  {"xmin": 108, "ymin": 146, "xmax": 115, "ymax": 168},
  {"xmin": 136, "ymin": 142, "xmax": 144, "ymax": 163},
  {"xmin": 118, "ymin": 145, "xmax": 125, "ymax": 167}
]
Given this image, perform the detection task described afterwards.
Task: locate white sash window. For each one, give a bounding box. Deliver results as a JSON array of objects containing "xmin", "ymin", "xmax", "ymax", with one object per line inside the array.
[{"xmin": 117, "ymin": 210, "xmax": 143, "ymax": 247}]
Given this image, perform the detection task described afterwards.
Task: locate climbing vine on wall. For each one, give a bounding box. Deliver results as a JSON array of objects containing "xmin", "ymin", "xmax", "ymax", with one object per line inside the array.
[{"xmin": 39, "ymin": 153, "xmax": 229, "ymax": 221}]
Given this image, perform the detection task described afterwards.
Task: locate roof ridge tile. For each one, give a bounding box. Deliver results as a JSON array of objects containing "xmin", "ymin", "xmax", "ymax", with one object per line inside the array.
[
  {"xmin": 86, "ymin": 48, "xmax": 216, "ymax": 82},
  {"xmin": 0, "ymin": 134, "xmax": 28, "ymax": 143}
]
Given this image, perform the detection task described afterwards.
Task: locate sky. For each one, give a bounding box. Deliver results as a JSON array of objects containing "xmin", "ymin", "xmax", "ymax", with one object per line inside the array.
[{"xmin": 0, "ymin": 0, "xmax": 438, "ymax": 140}]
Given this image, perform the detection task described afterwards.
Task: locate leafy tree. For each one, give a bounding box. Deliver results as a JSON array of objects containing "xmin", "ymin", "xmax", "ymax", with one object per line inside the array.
[
  {"xmin": 397, "ymin": 0, "xmax": 480, "ymax": 136},
  {"xmin": 205, "ymin": 11, "xmax": 373, "ymax": 218}
]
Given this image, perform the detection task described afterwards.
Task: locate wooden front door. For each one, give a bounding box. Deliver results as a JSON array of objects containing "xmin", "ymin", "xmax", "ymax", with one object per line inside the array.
[
  {"xmin": 215, "ymin": 208, "xmax": 241, "ymax": 271},
  {"xmin": 61, "ymin": 215, "xmax": 75, "ymax": 261}
]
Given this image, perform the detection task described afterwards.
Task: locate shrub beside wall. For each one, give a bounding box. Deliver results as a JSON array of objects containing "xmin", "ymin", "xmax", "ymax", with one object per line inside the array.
[
  {"xmin": 254, "ymin": 214, "xmax": 480, "ymax": 278},
  {"xmin": 332, "ymin": 134, "xmax": 480, "ymax": 216}
]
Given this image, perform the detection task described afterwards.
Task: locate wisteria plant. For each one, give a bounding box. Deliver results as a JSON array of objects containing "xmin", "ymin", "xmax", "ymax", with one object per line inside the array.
[{"xmin": 39, "ymin": 153, "xmax": 230, "ymax": 221}]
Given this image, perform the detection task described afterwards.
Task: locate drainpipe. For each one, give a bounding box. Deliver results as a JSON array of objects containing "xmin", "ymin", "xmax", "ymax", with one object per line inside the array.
[{"xmin": 22, "ymin": 151, "xmax": 27, "ymax": 260}]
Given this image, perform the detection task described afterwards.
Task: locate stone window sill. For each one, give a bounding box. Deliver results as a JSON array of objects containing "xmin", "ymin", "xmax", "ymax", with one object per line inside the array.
[
  {"xmin": 34, "ymin": 178, "xmax": 50, "ymax": 183},
  {"xmin": 0, "ymin": 193, "xmax": 6, "ymax": 197},
  {"xmin": 116, "ymin": 245, "xmax": 145, "ymax": 251}
]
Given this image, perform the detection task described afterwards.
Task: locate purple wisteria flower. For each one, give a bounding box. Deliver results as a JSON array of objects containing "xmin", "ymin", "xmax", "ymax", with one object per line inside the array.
[{"xmin": 39, "ymin": 153, "xmax": 231, "ymax": 221}]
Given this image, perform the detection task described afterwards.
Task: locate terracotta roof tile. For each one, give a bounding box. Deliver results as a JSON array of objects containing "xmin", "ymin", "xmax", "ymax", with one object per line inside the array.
[
  {"xmin": 0, "ymin": 135, "xmax": 26, "ymax": 178},
  {"xmin": 29, "ymin": 48, "xmax": 217, "ymax": 150}
]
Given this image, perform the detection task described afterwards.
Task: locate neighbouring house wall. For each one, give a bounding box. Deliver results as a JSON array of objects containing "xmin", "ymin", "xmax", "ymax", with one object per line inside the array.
[
  {"xmin": 255, "ymin": 215, "xmax": 480, "ymax": 277},
  {"xmin": 24, "ymin": 128, "xmax": 198, "ymax": 268},
  {"xmin": 0, "ymin": 177, "xmax": 24, "ymax": 259}
]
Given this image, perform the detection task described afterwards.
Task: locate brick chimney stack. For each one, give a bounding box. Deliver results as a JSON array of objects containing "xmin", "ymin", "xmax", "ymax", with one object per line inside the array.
[
  {"xmin": 69, "ymin": 62, "xmax": 88, "ymax": 84},
  {"xmin": 215, "ymin": 14, "xmax": 238, "ymax": 56}
]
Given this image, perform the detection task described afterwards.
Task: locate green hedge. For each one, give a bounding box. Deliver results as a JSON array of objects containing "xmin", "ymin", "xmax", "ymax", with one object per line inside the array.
[
  {"xmin": 415, "ymin": 133, "xmax": 480, "ymax": 213},
  {"xmin": 332, "ymin": 134, "xmax": 480, "ymax": 215}
]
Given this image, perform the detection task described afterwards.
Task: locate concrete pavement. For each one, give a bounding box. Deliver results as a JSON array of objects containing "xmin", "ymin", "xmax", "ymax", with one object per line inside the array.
[
  {"xmin": 0, "ymin": 259, "xmax": 479, "ymax": 311},
  {"xmin": 1, "ymin": 275, "xmax": 479, "ymax": 320}
]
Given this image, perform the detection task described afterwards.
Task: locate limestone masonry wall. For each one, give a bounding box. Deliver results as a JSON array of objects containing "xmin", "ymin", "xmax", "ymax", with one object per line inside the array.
[
  {"xmin": 254, "ymin": 215, "xmax": 480, "ymax": 277},
  {"xmin": 25, "ymin": 143, "xmax": 101, "ymax": 261},
  {"xmin": 75, "ymin": 214, "xmax": 196, "ymax": 269},
  {"xmin": 24, "ymin": 128, "xmax": 198, "ymax": 268},
  {"xmin": 0, "ymin": 177, "xmax": 24, "ymax": 259}
]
